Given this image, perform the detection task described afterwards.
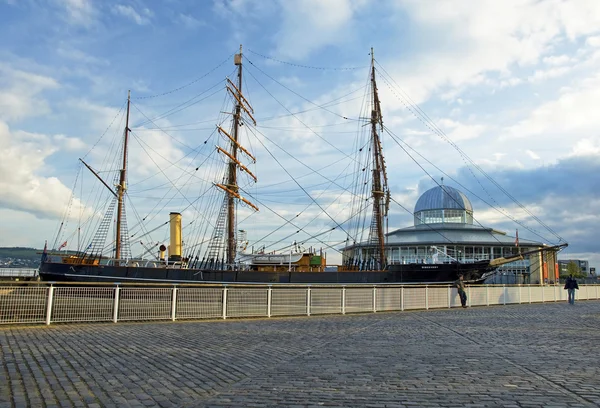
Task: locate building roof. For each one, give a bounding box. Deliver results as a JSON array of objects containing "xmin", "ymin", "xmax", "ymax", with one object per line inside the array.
[
  {"xmin": 414, "ymin": 185, "xmax": 473, "ymax": 213},
  {"xmin": 381, "ymin": 223, "xmax": 543, "ymax": 247}
]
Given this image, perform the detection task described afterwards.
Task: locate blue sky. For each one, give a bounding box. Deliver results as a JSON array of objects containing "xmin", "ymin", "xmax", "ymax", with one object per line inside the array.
[{"xmin": 0, "ymin": 0, "xmax": 599, "ymax": 270}]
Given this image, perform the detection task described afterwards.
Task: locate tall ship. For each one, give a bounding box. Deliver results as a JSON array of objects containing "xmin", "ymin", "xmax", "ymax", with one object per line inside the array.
[{"xmin": 39, "ymin": 47, "xmax": 567, "ymax": 284}]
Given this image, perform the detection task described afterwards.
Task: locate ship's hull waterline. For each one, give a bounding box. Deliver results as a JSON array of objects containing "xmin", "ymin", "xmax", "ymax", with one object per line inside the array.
[{"xmin": 39, "ymin": 261, "xmax": 494, "ymax": 284}]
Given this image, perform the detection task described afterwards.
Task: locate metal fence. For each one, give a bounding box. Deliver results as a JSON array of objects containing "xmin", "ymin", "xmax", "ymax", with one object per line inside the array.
[
  {"xmin": 0, "ymin": 283, "xmax": 598, "ymax": 326},
  {"xmin": 0, "ymin": 268, "xmax": 38, "ymax": 278}
]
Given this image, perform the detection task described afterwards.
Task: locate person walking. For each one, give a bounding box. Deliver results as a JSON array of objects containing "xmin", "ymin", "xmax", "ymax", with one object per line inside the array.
[
  {"xmin": 564, "ymin": 274, "xmax": 579, "ymax": 305},
  {"xmin": 454, "ymin": 274, "xmax": 467, "ymax": 308}
]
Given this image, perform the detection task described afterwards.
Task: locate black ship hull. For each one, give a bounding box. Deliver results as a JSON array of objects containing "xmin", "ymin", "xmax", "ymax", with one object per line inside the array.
[{"xmin": 39, "ymin": 260, "xmax": 494, "ymax": 284}]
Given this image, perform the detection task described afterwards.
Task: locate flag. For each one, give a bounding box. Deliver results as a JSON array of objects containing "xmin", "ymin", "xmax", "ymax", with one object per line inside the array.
[
  {"xmin": 515, "ymin": 229, "xmax": 519, "ymax": 247},
  {"xmin": 58, "ymin": 241, "xmax": 67, "ymax": 250},
  {"xmin": 40, "ymin": 241, "xmax": 48, "ymax": 263}
]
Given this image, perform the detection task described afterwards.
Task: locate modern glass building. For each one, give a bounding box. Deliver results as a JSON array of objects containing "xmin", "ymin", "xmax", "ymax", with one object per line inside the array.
[{"xmin": 343, "ymin": 185, "xmax": 559, "ymax": 284}]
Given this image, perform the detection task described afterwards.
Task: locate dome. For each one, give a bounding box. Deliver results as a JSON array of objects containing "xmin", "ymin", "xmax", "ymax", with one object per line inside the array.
[{"xmin": 414, "ymin": 186, "xmax": 473, "ymax": 213}]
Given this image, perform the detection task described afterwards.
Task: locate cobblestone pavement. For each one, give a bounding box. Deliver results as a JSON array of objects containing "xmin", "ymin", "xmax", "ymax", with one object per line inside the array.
[{"xmin": 1, "ymin": 301, "xmax": 599, "ymax": 408}]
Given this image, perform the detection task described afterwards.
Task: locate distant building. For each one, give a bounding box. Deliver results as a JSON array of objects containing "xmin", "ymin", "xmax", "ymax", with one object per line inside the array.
[
  {"xmin": 343, "ymin": 185, "xmax": 560, "ymax": 284},
  {"xmin": 558, "ymin": 259, "xmax": 590, "ymax": 276}
]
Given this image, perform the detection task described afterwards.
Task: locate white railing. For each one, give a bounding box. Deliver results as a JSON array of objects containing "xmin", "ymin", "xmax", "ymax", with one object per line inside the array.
[
  {"xmin": 0, "ymin": 283, "xmax": 598, "ymax": 326},
  {"xmin": 0, "ymin": 268, "xmax": 38, "ymax": 278}
]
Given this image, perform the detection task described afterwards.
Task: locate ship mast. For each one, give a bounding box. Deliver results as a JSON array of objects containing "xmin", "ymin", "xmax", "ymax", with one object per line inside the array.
[
  {"xmin": 214, "ymin": 45, "xmax": 258, "ymax": 269},
  {"xmin": 368, "ymin": 48, "xmax": 389, "ymax": 270},
  {"xmin": 115, "ymin": 90, "xmax": 131, "ymax": 263}
]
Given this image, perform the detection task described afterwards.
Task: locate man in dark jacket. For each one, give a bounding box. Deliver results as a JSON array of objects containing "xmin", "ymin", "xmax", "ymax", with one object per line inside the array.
[
  {"xmin": 564, "ymin": 274, "xmax": 579, "ymax": 305},
  {"xmin": 454, "ymin": 274, "xmax": 467, "ymax": 308}
]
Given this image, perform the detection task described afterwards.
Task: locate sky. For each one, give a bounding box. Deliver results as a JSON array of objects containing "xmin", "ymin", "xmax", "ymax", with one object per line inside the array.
[{"xmin": 0, "ymin": 0, "xmax": 599, "ymax": 270}]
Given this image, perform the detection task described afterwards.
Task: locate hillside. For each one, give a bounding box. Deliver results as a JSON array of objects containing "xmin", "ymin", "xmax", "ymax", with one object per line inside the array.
[
  {"xmin": 0, "ymin": 247, "xmax": 43, "ymax": 268},
  {"xmin": 0, "ymin": 247, "xmax": 41, "ymax": 260}
]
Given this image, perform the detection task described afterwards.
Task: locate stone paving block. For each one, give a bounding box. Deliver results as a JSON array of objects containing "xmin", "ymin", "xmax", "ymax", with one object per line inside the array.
[{"xmin": 1, "ymin": 302, "xmax": 600, "ymax": 407}]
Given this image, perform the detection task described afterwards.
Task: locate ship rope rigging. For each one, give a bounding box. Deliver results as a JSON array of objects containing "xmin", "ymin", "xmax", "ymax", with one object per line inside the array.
[{"xmin": 50, "ymin": 47, "xmax": 566, "ymax": 279}]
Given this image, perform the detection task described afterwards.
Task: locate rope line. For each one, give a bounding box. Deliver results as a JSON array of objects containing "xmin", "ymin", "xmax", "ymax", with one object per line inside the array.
[
  {"xmin": 134, "ymin": 52, "xmax": 235, "ymax": 100},
  {"xmin": 247, "ymin": 49, "xmax": 367, "ymax": 71}
]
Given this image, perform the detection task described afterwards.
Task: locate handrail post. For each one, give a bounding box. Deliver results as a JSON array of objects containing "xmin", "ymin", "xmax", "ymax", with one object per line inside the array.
[
  {"xmin": 45, "ymin": 285, "xmax": 54, "ymax": 326},
  {"xmin": 113, "ymin": 285, "xmax": 120, "ymax": 323},
  {"xmin": 267, "ymin": 286, "xmax": 272, "ymax": 318},
  {"xmin": 425, "ymin": 285, "xmax": 429, "ymax": 310},
  {"xmin": 486, "ymin": 285, "xmax": 489, "ymax": 306},
  {"xmin": 541, "ymin": 284, "xmax": 544, "ymax": 303},
  {"xmin": 467, "ymin": 285, "xmax": 471, "ymax": 307},
  {"xmin": 447, "ymin": 286, "xmax": 451, "ymax": 308},
  {"xmin": 342, "ymin": 286, "xmax": 346, "ymax": 315},
  {"xmin": 373, "ymin": 286, "xmax": 377, "ymax": 313},
  {"xmin": 503, "ymin": 284, "xmax": 506, "ymax": 305},
  {"xmin": 222, "ymin": 287, "xmax": 228, "ymax": 319},
  {"xmin": 171, "ymin": 286, "xmax": 177, "ymax": 321},
  {"xmin": 529, "ymin": 285, "xmax": 532, "ymax": 304},
  {"xmin": 401, "ymin": 286, "xmax": 404, "ymax": 311},
  {"xmin": 307, "ymin": 287, "xmax": 311, "ymax": 316}
]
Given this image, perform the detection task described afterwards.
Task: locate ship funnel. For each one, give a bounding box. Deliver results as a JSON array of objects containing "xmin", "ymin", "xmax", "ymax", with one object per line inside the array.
[{"xmin": 169, "ymin": 212, "xmax": 182, "ymax": 262}]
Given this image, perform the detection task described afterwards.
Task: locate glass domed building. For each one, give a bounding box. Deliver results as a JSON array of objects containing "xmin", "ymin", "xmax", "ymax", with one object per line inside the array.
[{"xmin": 343, "ymin": 185, "xmax": 558, "ymax": 284}]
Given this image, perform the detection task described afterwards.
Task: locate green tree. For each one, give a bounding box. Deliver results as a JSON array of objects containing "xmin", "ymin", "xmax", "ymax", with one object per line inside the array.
[{"xmin": 561, "ymin": 261, "xmax": 586, "ymax": 279}]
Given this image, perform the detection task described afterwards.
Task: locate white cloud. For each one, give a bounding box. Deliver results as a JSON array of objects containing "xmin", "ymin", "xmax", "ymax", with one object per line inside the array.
[
  {"xmin": 383, "ymin": 0, "xmax": 600, "ymax": 104},
  {"xmin": 57, "ymin": 47, "xmax": 109, "ymax": 66},
  {"xmin": 527, "ymin": 66, "xmax": 570, "ymax": 83},
  {"xmin": 543, "ymin": 55, "xmax": 572, "ymax": 65},
  {"xmin": 57, "ymin": 0, "xmax": 95, "ymax": 25},
  {"xmin": 111, "ymin": 4, "xmax": 153, "ymax": 25},
  {"xmin": 506, "ymin": 73, "xmax": 600, "ymax": 140},
  {"xmin": 0, "ymin": 121, "xmax": 91, "ymax": 219},
  {"xmin": 586, "ymin": 36, "xmax": 600, "ymax": 47},
  {"xmin": 437, "ymin": 119, "xmax": 486, "ymax": 142},
  {"xmin": 570, "ymin": 138, "xmax": 600, "ymax": 157},
  {"xmin": 53, "ymin": 134, "xmax": 87, "ymax": 151},
  {"xmin": 177, "ymin": 13, "xmax": 205, "ymax": 29},
  {"xmin": 0, "ymin": 65, "xmax": 59, "ymax": 121},
  {"xmin": 274, "ymin": 0, "xmax": 369, "ymax": 60},
  {"xmin": 526, "ymin": 150, "xmax": 540, "ymax": 160}
]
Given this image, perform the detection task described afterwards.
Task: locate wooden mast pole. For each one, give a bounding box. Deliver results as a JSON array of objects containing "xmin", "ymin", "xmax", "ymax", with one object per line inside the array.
[
  {"xmin": 115, "ymin": 90, "xmax": 131, "ymax": 263},
  {"xmin": 370, "ymin": 48, "xmax": 387, "ymax": 270},
  {"xmin": 227, "ymin": 45, "xmax": 243, "ymax": 268}
]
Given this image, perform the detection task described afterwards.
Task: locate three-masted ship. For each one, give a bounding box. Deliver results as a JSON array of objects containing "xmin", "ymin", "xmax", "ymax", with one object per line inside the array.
[{"xmin": 39, "ymin": 48, "xmax": 566, "ymax": 284}]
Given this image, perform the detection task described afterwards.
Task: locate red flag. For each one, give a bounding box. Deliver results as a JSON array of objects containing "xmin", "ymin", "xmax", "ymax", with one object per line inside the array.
[{"xmin": 58, "ymin": 241, "xmax": 67, "ymax": 250}]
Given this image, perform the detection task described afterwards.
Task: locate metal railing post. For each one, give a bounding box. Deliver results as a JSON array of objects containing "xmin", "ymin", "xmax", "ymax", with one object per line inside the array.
[
  {"xmin": 171, "ymin": 286, "xmax": 177, "ymax": 321},
  {"xmin": 113, "ymin": 285, "xmax": 120, "ymax": 323},
  {"xmin": 529, "ymin": 285, "xmax": 532, "ymax": 304},
  {"xmin": 45, "ymin": 285, "xmax": 54, "ymax": 326},
  {"xmin": 373, "ymin": 286, "xmax": 377, "ymax": 313},
  {"xmin": 518, "ymin": 285, "xmax": 522, "ymax": 304},
  {"xmin": 222, "ymin": 287, "xmax": 228, "ymax": 319},
  {"xmin": 448, "ymin": 286, "xmax": 451, "ymax": 308},
  {"xmin": 307, "ymin": 287, "xmax": 311, "ymax": 316},
  {"xmin": 541, "ymin": 284, "xmax": 544, "ymax": 303},
  {"xmin": 267, "ymin": 286, "xmax": 272, "ymax": 318},
  {"xmin": 503, "ymin": 285, "xmax": 506, "ymax": 305},
  {"xmin": 425, "ymin": 285, "xmax": 429, "ymax": 310},
  {"xmin": 486, "ymin": 285, "xmax": 489, "ymax": 306},
  {"xmin": 342, "ymin": 287, "xmax": 346, "ymax": 315},
  {"xmin": 467, "ymin": 286, "xmax": 471, "ymax": 308},
  {"xmin": 401, "ymin": 286, "xmax": 404, "ymax": 311}
]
